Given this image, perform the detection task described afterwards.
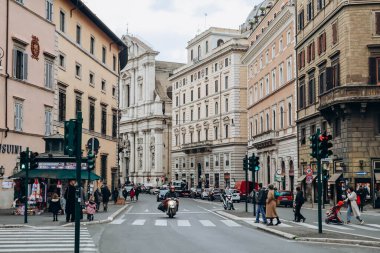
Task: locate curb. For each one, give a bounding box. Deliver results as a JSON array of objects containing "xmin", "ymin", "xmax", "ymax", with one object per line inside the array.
[
  {"xmin": 296, "ymin": 237, "xmax": 380, "ymax": 247},
  {"xmin": 62, "ymin": 204, "xmax": 129, "ymax": 227},
  {"xmin": 256, "ymin": 225, "xmax": 297, "ymax": 240},
  {"xmin": 0, "ymin": 224, "xmax": 34, "ymax": 228}
]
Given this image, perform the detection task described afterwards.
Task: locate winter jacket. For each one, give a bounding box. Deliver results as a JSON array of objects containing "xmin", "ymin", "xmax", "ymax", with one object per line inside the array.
[
  {"xmin": 101, "ymin": 186, "xmax": 111, "ymax": 203},
  {"xmin": 49, "ymin": 199, "xmax": 62, "ymax": 214},
  {"xmin": 266, "ymin": 190, "xmax": 278, "ymax": 218},
  {"xmin": 346, "ymin": 191, "xmax": 361, "ymax": 217},
  {"xmin": 86, "ymin": 201, "xmax": 97, "ymax": 215},
  {"xmin": 257, "ymin": 188, "xmax": 267, "ymax": 205},
  {"xmin": 64, "ymin": 185, "xmax": 76, "ymax": 214},
  {"xmin": 295, "ymin": 191, "xmax": 305, "ymax": 206}
]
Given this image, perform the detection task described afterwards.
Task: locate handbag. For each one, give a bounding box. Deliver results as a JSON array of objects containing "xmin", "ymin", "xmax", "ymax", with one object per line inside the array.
[{"xmin": 356, "ymin": 195, "xmax": 361, "ymax": 206}]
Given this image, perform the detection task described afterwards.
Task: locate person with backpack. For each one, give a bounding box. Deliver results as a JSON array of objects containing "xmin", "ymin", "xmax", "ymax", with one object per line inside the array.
[
  {"xmin": 254, "ymin": 183, "xmax": 268, "ymax": 224},
  {"xmin": 266, "ymin": 184, "xmax": 281, "ymax": 226},
  {"xmin": 294, "ymin": 186, "xmax": 306, "ymax": 222}
]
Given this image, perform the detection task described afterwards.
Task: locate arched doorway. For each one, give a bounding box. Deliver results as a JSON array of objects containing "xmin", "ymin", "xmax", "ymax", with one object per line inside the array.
[
  {"xmin": 289, "ymin": 160, "xmax": 294, "ymax": 193},
  {"xmin": 281, "ymin": 161, "xmax": 286, "ymax": 190}
]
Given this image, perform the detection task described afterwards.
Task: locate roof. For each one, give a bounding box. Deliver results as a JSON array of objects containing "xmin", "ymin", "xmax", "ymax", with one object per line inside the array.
[
  {"xmin": 69, "ymin": 0, "xmax": 125, "ymax": 47},
  {"xmin": 11, "ymin": 169, "xmax": 100, "ymax": 180}
]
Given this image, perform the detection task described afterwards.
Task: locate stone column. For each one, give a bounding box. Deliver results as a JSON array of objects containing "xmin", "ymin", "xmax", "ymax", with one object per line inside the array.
[
  {"xmin": 155, "ymin": 128, "xmax": 163, "ymax": 175},
  {"xmin": 129, "ymin": 132, "xmax": 135, "ymax": 174},
  {"xmin": 131, "ymin": 68, "xmax": 136, "ymax": 105}
]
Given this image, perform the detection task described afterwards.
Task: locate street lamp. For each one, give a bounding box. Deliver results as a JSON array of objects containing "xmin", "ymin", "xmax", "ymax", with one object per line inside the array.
[{"xmin": 0, "ymin": 166, "xmax": 4, "ymax": 177}]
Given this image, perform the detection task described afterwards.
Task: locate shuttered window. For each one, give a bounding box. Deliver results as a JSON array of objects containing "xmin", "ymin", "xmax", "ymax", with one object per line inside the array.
[
  {"xmin": 13, "ymin": 49, "xmax": 27, "ymax": 80},
  {"xmin": 101, "ymin": 107, "xmax": 107, "ymax": 135},
  {"xmin": 44, "ymin": 59, "xmax": 53, "ymax": 88},
  {"xmin": 46, "ymin": 0, "xmax": 53, "ymax": 21},
  {"xmin": 376, "ymin": 12, "xmax": 380, "ymax": 35},
  {"xmin": 299, "ymin": 78, "xmax": 305, "ymax": 109},
  {"xmin": 332, "ymin": 22, "xmax": 338, "ymax": 44},
  {"xmin": 58, "ymin": 89, "xmax": 66, "ymax": 122},
  {"xmin": 14, "ymin": 101, "xmax": 23, "ymax": 131},
  {"xmin": 45, "ymin": 108, "xmax": 52, "ymax": 136},
  {"xmin": 308, "ymin": 72, "xmax": 315, "ymax": 105}
]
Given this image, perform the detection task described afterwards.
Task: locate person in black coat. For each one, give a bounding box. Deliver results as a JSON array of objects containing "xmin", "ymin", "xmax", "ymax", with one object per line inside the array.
[
  {"xmin": 64, "ymin": 180, "xmax": 76, "ymax": 222},
  {"xmin": 135, "ymin": 186, "xmax": 141, "ymax": 201},
  {"xmin": 94, "ymin": 188, "xmax": 101, "ymax": 212},
  {"xmin": 112, "ymin": 188, "xmax": 119, "ymax": 204},
  {"xmin": 49, "ymin": 193, "xmax": 62, "ymax": 221},
  {"xmin": 101, "ymin": 184, "xmax": 111, "ymax": 212},
  {"xmin": 294, "ymin": 186, "xmax": 306, "ymax": 222}
]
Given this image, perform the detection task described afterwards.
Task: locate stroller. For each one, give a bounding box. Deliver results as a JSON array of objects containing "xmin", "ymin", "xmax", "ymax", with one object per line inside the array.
[{"xmin": 325, "ymin": 201, "xmax": 344, "ymax": 225}]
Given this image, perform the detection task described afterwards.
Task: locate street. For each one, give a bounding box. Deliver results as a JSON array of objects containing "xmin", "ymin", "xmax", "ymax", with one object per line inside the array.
[{"xmin": 87, "ymin": 194, "xmax": 379, "ymax": 253}]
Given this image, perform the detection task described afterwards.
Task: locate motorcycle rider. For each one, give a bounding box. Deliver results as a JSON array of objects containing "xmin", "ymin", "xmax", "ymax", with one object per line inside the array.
[
  {"xmin": 158, "ymin": 186, "xmax": 179, "ymax": 212},
  {"xmin": 222, "ymin": 189, "xmax": 235, "ymax": 210}
]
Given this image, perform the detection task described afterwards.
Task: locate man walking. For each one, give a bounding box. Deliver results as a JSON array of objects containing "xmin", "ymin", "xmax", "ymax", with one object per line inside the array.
[
  {"xmin": 64, "ymin": 180, "xmax": 76, "ymax": 222},
  {"xmin": 294, "ymin": 186, "xmax": 305, "ymax": 222},
  {"xmin": 255, "ymin": 183, "xmax": 267, "ymax": 224},
  {"xmin": 101, "ymin": 184, "xmax": 111, "ymax": 212}
]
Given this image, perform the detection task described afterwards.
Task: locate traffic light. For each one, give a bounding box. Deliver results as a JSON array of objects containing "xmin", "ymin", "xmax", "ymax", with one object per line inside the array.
[
  {"xmin": 248, "ymin": 154, "xmax": 255, "ymax": 171},
  {"xmin": 87, "ymin": 151, "xmax": 95, "ymax": 171},
  {"xmin": 29, "ymin": 152, "xmax": 39, "ymax": 169},
  {"xmin": 310, "ymin": 134, "xmax": 318, "ymax": 159},
  {"xmin": 253, "ymin": 155, "xmax": 260, "ymax": 171},
  {"xmin": 318, "ymin": 133, "xmax": 333, "ymax": 159},
  {"xmin": 64, "ymin": 120, "xmax": 78, "ymax": 156},
  {"xmin": 243, "ymin": 155, "xmax": 248, "ymax": 171},
  {"xmin": 20, "ymin": 151, "xmax": 28, "ymax": 170},
  {"xmin": 322, "ymin": 169, "xmax": 329, "ymax": 181}
]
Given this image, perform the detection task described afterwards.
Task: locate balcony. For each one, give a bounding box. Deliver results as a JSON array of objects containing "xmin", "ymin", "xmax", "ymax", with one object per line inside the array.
[
  {"xmin": 181, "ymin": 141, "xmax": 213, "ymax": 154},
  {"xmin": 248, "ymin": 130, "xmax": 276, "ymax": 149}
]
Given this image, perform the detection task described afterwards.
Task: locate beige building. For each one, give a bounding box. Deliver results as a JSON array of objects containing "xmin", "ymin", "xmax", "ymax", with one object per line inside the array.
[
  {"xmin": 296, "ymin": 0, "xmax": 380, "ymax": 206},
  {"xmin": 170, "ymin": 27, "xmax": 248, "ymax": 189},
  {"xmin": 0, "ymin": 0, "xmax": 56, "ymax": 208},
  {"xmin": 242, "ymin": 0, "xmax": 298, "ymax": 192},
  {"xmin": 119, "ymin": 34, "xmax": 183, "ymax": 186},
  {"xmin": 53, "ymin": 0, "xmax": 125, "ymax": 190}
]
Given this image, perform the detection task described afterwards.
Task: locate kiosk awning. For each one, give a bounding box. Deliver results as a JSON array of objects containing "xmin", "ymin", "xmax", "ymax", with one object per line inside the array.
[
  {"xmin": 297, "ymin": 175, "xmax": 306, "ymax": 182},
  {"xmin": 11, "ymin": 169, "xmax": 101, "ymax": 180},
  {"xmin": 328, "ymin": 173, "xmax": 343, "ymax": 183}
]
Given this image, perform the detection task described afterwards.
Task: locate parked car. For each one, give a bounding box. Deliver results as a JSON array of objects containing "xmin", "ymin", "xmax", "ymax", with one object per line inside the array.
[
  {"xmin": 277, "ymin": 190, "xmax": 293, "ymax": 207},
  {"xmin": 157, "ymin": 188, "xmax": 169, "ymax": 202},
  {"xmin": 179, "ymin": 189, "xmax": 191, "ymax": 198},
  {"xmin": 201, "ymin": 188, "xmax": 210, "ymax": 200},
  {"xmin": 144, "ymin": 186, "xmax": 153, "ymax": 194},
  {"xmin": 226, "ymin": 189, "xmax": 241, "ymax": 203},
  {"xmin": 190, "ymin": 188, "xmax": 202, "ymax": 198},
  {"xmin": 150, "ymin": 187, "xmax": 160, "ymax": 195},
  {"xmin": 209, "ymin": 188, "xmax": 223, "ymax": 201}
]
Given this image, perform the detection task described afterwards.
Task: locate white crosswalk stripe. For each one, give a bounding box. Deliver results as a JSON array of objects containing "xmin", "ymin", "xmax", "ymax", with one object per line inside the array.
[
  {"xmin": 220, "ymin": 220, "xmax": 241, "ymax": 227},
  {"xmin": 0, "ymin": 227, "xmax": 96, "ymax": 252},
  {"xmin": 177, "ymin": 220, "xmax": 191, "ymax": 227},
  {"xmin": 199, "ymin": 220, "xmax": 216, "ymax": 227},
  {"xmin": 367, "ymin": 224, "xmax": 380, "ymax": 229},
  {"xmin": 347, "ymin": 224, "xmax": 380, "ymax": 231},
  {"xmin": 132, "ymin": 219, "xmax": 146, "ymax": 225},
  {"xmin": 155, "ymin": 220, "xmax": 167, "ymax": 226}
]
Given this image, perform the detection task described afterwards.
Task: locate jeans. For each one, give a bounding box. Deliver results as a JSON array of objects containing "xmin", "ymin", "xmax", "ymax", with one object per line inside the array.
[
  {"xmin": 347, "ymin": 205, "xmax": 352, "ymax": 222},
  {"xmin": 256, "ymin": 204, "xmax": 267, "ymax": 223}
]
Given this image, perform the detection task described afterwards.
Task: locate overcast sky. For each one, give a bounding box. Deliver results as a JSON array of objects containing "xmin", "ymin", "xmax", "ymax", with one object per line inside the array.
[{"xmin": 85, "ymin": 0, "xmax": 262, "ymax": 63}]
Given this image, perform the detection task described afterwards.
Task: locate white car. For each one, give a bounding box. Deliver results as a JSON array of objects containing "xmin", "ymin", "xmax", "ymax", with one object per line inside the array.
[
  {"xmin": 226, "ymin": 189, "xmax": 241, "ymax": 203},
  {"xmin": 201, "ymin": 188, "xmax": 210, "ymax": 200}
]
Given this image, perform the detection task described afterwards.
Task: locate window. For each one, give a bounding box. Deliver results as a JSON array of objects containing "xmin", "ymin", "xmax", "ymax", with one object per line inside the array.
[
  {"xmin": 217, "ymin": 39, "xmax": 224, "ymax": 47},
  {"xmin": 375, "ymin": 12, "xmax": 380, "ymax": 35},
  {"xmin": 214, "ymin": 63, "xmax": 218, "ymax": 72},
  {"xmin": 198, "ymin": 71, "xmax": 200, "ymax": 79},
  {"xmin": 331, "ymin": 59, "xmax": 340, "ymax": 88},
  {"xmin": 190, "ymin": 132, "xmax": 193, "ymax": 143},
  {"xmin": 288, "ymin": 103, "xmax": 292, "ymax": 126},
  {"xmin": 101, "ymin": 107, "xmax": 107, "ymax": 135},
  {"xmin": 198, "ymin": 87, "xmax": 201, "ymax": 99},
  {"xmin": 198, "ymin": 45, "xmax": 201, "ymax": 59},
  {"xmin": 298, "ymin": 9, "xmax": 305, "ymax": 30},
  {"xmin": 205, "ymin": 84, "xmax": 208, "ymax": 96},
  {"xmin": 112, "ymin": 110, "xmax": 117, "ymax": 138},
  {"xmin": 191, "ymin": 50, "xmax": 193, "ymax": 61},
  {"xmin": 272, "ymin": 44, "xmax": 276, "ymax": 59},
  {"xmin": 224, "ymin": 76, "xmax": 228, "ymax": 89},
  {"xmin": 191, "ymin": 75, "xmax": 193, "ymax": 82},
  {"xmin": 16, "ymin": 0, "xmax": 24, "ymax": 3},
  {"xmin": 265, "ymin": 75, "xmax": 269, "ymax": 95},
  {"xmin": 59, "ymin": 10, "xmax": 65, "ymax": 32},
  {"xmin": 190, "ymin": 109, "xmax": 193, "ymax": 121},
  {"xmin": 225, "ymin": 98, "xmax": 228, "ymax": 112},
  {"xmin": 182, "ymin": 134, "xmax": 185, "ymax": 144},
  {"xmin": 102, "ymin": 46, "xmax": 106, "ymax": 64},
  {"xmin": 225, "ymin": 58, "xmax": 229, "ymax": 67},
  {"xmin": 271, "ymin": 69, "xmax": 276, "ymax": 91},
  {"xmin": 176, "ymin": 96, "xmax": 179, "ymax": 106},
  {"xmin": 280, "ymin": 107, "xmax": 284, "ymax": 129},
  {"xmin": 14, "ymin": 100, "xmax": 23, "ymax": 131},
  {"xmin": 298, "ymin": 50, "xmax": 305, "ymax": 70},
  {"xmin": 215, "ymin": 80, "xmax": 218, "ymax": 93},
  {"xmin": 175, "ymin": 135, "xmax": 178, "ymax": 146},
  {"xmin": 191, "ymin": 90, "xmax": 194, "ymax": 101},
  {"xmin": 75, "ymin": 63, "xmax": 81, "ymax": 79},
  {"xmin": 319, "ymin": 66, "xmax": 326, "ymax": 94},
  {"xmin": 205, "ymin": 105, "xmax": 209, "ymax": 117},
  {"xmin": 46, "ymin": 0, "xmax": 53, "ymax": 21},
  {"xmin": 332, "ymin": 22, "xmax": 338, "ymax": 45},
  {"xmin": 112, "ymin": 86, "xmax": 116, "ymax": 97},
  {"xmin": 183, "ymin": 93, "xmax": 185, "ymax": 104},
  {"xmin": 287, "ymin": 30, "xmax": 291, "ymax": 45},
  {"xmin": 266, "ymin": 113, "xmax": 269, "ymax": 130},
  {"xmin": 175, "ymin": 114, "xmax": 178, "ymax": 125},
  {"xmin": 89, "ymin": 72, "xmax": 94, "ymax": 86},
  {"xmin": 260, "ymin": 57, "xmax": 263, "ymax": 69},
  {"xmin": 89, "ymin": 101, "xmax": 95, "ymax": 131},
  {"xmin": 101, "ymin": 155, "xmax": 107, "ymax": 182},
  {"xmin": 287, "ymin": 57, "xmax": 292, "ymax": 81},
  {"xmin": 76, "ymin": 25, "xmax": 81, "ymax": 44},
  {"xmin": 308, "ymin": 72, "xmax": 315, "ymax": 105},
  {"xmin": 266, "ymin": 50, "xmax": 269, "ymax": 64},
  {"xmin": 279, "ymin": 38, "xmax": 283, "ymax": 52},
  {"xmin": 273, "ymin": 110, "xmax": 276, "ymax": 130},
  {"xmin": 198, "ymin": 130, "xmax": 201, "ymax": 142},
  {"xmin": 215, "ymin": 102, "xmax": 218, "ymax": 115},
  {"xmin": 334, "ymin": 118, "xmax": 341, "ymax": 138},
  {"xmin": 205, "ymin": 129, "xmax": 208, "ymax": 140},
  {"xmin": 214, "ymin": 126, "xmax": 218, "ymax": 140},
  {"xmin": 90, "ymin": 36, "xmax": 95, "ymax": 55},
  {"xmin": 58, "ymin": 89, "xmax": 66, "ymax": 122},
  {"xmin": 307, "ymin": 41, "xmax": 315, "ymax": 63},
  {"xmin": 44, "ymin": 59, "xmax": 53, "ymax": 89},
  {"xmin": 13, "ymin": 48, "xmax": 27, "ymax": 80},
  {"xmin": 279, "ymin": 64, "xmax": 284, "ymax": 85},
  {"xmin": 206, "ymin": 41, "xmax": 209, "ymax": 53},
  {"xmin": 183, "ymin": 112, "xmax": 185, "ymax": 123},
  {"xmin": 101, "ymin": 80, "xmax": 106, "ymax": 92},
  {"xmin": 299, "ymin": 78, "xmax": 305, "ymax": 109},
  {"xmin": 318, "ymin": 32, "xmax": 326, "ymax": 55},
  {"xmin": 59, "ymin": 54, "xmax": 65, "ymax": 69},
  {"xmin": 317, "ymin": 0, "xmax": 326, "ymax": 11},
  {"xmin": 198, "ymin": 107, "xmax": 200, "ymax": 119},
  {"xmin": 301, "ymin": 127, "xmax": 306, "ymax": 145},
  {"xmin": 255, "ymin": 119, "xmax": 258, "ymax": 135},
  {"xmin": 45, "ymin": 107, "xmax": 52, "ymax": 136},
  {"xmin": 205, "ymin": 67, "xmax": 208, "ymax": 76},
  {"xmin": 310, "ymin": 124, "xmax": 316, "ymax": 135},
  {"xmin": 307, "ymin": 0, "xmax": 314, "ymax": 21},
  {"xmin": 260, "ymin": 116, "xmax": 263, "ymax": 132},
  {"xmin": 75, "ymin": 94, "xmax": 82, "ymax": 116},
  {"xmin": 225, "ymin": 125, "xmax": 229, "ymax": 138},
  {"xmin": 260, "ymin": 82, "xmax": 263, "ymax": 98}
]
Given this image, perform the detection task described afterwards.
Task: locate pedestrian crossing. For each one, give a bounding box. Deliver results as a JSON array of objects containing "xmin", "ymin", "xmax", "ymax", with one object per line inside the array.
[
  {"xmin": 0, "ymin": 227, "xmax": 96, "ymax": 252},
  {"xmin": 112, "ymin": 218, "xmax": 242, "ymax": 228}
]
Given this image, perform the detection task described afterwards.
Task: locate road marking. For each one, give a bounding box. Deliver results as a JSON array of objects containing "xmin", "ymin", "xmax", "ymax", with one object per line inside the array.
[
  {"xmin": 155, "ymin": 220, "xmax": 167, "ymax": 226},
  {"xmin": 132, "ymin": 219, "xmax": 146, "ymax": 226},
  {"xmin": 199, "ymin": 220, "xmax": 216, "ymax": 227},
  {"xmin": 313, "ymin": 222, "xmax": 353, "ymax": 230},
  {"xmin": 144, "ymin": 209, "xmax": 149, "ymax": 212},
  {"xmin": 347, "ymin": 224, "xmax": 380, "ymax": 231},
  {"xmin": 110, "ymin": 219, "xmax": 125, "ymax": 224},
  {"xmin": 277, "ymin": 223, "xmax": 292, "ymax": 228},
  {"xmin": 0, "ymin": 249, "xmax": 97, "ymax": 252},
  {"xmin": 296, "ymin": 222, "xmax": 319, "ymax": 229},
  {"xmin": 366, "ymin": 224, "xmax": 380, "ymax": 229},
  {"xmin": 177, "ymin": 220, "xmax": 191, "ymax": 227},
  {"xmin": 220, "ymin": 220, "xmax": 241, "ymax": 227},
  {"xmin": 126, "ymin": 211, "xmax": 207, "ymax": 215},
  {"xmin": 182, "ymin": 208, "xmax": 190, "ymax": 212}
]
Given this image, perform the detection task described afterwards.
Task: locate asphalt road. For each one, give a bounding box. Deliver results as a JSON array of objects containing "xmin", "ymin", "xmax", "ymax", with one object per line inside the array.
[{"xmin": 88, "ymin": 194, "xmax": 379, "ymax": 253}]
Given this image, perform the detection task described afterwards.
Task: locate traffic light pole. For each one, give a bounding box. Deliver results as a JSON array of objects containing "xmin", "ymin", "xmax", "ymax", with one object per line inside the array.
[
  {"xmin": 24, "ymin": 147, "xmax": 29, "ymax": 224},
  {"xmin": 245, "ymin": 168, "xmax": 248, "ymax": 213},
  {"xmin": 75, "ymin": 112, "xmax": 83, "ymax": 253},
  {"xmin": 317, "ymin": 157, "xmax": 322, "ymax": 234},
  {"xmin": 252, "ymin": 170, "xmax": 256, "ymax": 217}
]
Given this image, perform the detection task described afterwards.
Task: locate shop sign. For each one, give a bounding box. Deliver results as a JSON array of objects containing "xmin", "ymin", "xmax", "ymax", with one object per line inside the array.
[
  {"xmin": 37, "ymin": 162, "xmax": 87, "ymax": 170},
  {"xmin": 356, "ymin": 171, "xmax": 367, "ymax": 175},
  {"xmin": 0, "ymin": 144, "xmax": 22, "ymax": 154}
]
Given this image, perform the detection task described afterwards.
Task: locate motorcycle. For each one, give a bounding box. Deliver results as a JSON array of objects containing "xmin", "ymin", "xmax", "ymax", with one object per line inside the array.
[
  {"xmin": 166, "ymin": 197, "xmax": 178, "ymax": 218},
  {"xmin": 222, "ymin": 193, "xmax": 234, "ymax": 210}
]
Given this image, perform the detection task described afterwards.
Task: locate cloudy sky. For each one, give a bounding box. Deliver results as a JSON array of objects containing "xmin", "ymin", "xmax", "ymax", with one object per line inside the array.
[{"xmin": 85, "ymin": 0, "xmax": 262, "ymax": 63}]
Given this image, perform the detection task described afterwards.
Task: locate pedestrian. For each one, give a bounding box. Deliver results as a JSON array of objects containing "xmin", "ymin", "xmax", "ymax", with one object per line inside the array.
[
  {"xmin": 294, "ymin": 186, "xmax": 306, "ymax": 222},
  {"xmin": 112, "ymin": 187, "xmax": 119, "ymax": 204},
  {"xmin": 266, "ymin": 184, "xmax": 281, "ymax": 226},
  {"xmin": 101, "ymin": 184, "xmax": 111, "ymax": 212},
  {"xmin": 130, "ymin": 187, "xmax": 135, "ymax": 202},
  {"xmin": 85, "ymin": 195, "xmax": 97, "ymax": 221},
  {"xmin": 122, "ymin": 187, "xmax": 128, "ymax": 200},
  {"xmin": 255, "ymin": 183, "xmax": 268, "ymax": 224},
  {"xmin": 344, "ymin": 186, "xmax": 364, "ymax": 224},
  {"xmin": 357, "ymin": 185, "xmax": 369, "ymax": 212},
  {"xmin": 135, "ymin": 186, "xmax": 141, "ymax": 201},
  {"xmin": 64, "ymin": 180, "xmax": 76, "ymax": 222},
  {"xmin": 80, "ymin": 186, "xmax": 86, "ymax": 220},
  {"xmin": 94, "ymin": 188, "xmax": 102, "ymax": 212},
  {"xmin": 49, "ymin": 193, "xmax": 62, "ymax": 222}
]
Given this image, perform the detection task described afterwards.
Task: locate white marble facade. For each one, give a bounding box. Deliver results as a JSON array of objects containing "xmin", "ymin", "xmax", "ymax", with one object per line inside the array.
[{"xmin": 119, "ymin": 35, "xmax": 183, "ymax": 186}]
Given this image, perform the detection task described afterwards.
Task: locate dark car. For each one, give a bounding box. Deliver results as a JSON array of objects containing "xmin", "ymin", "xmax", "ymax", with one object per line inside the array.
[
  {"xmin": 179, "ymin": 189, "xmax": 191, "ymax": 197},
  {"xmin": 277, "ymin": 191, "xmax": 293, "ymax": 207},
  {"xmin": 190, "ymin": 188, "xmax": 202, "ymax": 198},
  {"xmin": 157, "ymin": 188, "xmax": 169, "ymax": 202}
]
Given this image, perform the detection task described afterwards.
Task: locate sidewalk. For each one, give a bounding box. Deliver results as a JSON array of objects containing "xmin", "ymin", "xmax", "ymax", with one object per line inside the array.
[
  {"xmin": 217, "ymin": 209, "xmax": 380, "ymax": 248},
  {"xmin": 301, "ymin": 202, "xmax": 380, "ymax": 214},
  {"xmin": 0, "ymin": 202, "xmax": 129, "ymax": 227}
]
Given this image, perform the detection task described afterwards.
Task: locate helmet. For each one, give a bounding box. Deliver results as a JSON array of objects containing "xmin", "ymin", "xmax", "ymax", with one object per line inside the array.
[{"xmin": 337, "ymin": 201, "xmax": 344, "ymax": 207}]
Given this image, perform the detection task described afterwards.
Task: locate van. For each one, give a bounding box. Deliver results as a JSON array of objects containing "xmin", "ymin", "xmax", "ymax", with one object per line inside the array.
[{"xmin": 234, "ymin": 181, "xmax": 258, "ymax": 200}]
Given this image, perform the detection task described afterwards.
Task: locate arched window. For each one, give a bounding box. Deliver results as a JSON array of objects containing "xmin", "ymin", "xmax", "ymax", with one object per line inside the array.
[
  {"xmin": 205, "ymin": 41, "xmax": 209, "ymax": 53},
  {"xmin": 197, "ymin": 45, "xmax": 201, "ymax": 59},
  {"xmin": 250, "ymin": 122, "xmax": 253, "ymax": 138},
  {"xmin": 217, "ymin": 39, "xmax": 224, "ymax": 47},
  {"xmin": 215, "ymin": 102, "xmax": 218, "ymax": 115},
  {"xmin": 205, "ymin": 129, "xmax": 208, "ymax": 140},
  {"xmin": 225, "ymin": 98, "xmax": 228, "ymax": 112},
  {"xmin": 266, "ymin": 113, "xmax": 269, "ymax": 131},
  {"xmin": 288, "ymin": 103, "xmax": 292, "ymax": 126},
  {"xmin": 273, "ymin": 110, "xmax": 276, "ymax": 130},
  {"xmin": 280, "ymin": 107, "xmax": 284, "ymax": 129},
  {"xmin": 214, "ymin": 126, "xmax": 218, "ymax": 140},
  {"xmin": 225, "ymin": 125, "xmax": 229, "ymax": 138},
  {"xmin": 255, "ymin": 119, "xmax": 258, "ymax": 135},
  {"xmin": 260, "ymin": 116, "xmax": 263, "ymax": 133}
]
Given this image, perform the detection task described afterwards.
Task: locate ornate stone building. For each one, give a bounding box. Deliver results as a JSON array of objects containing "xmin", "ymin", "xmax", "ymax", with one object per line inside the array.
[
  {"xmin": 296, "ymin": 0, "xmax": 380, "ymax": 206},
  {"xmin": 119, "ymin": 35, "xmax": 183, "ymax": 186},
  {"xmin": 242, "ymin": 0, "xmax": 298, "ymax": 192},
  {"xmin": 170, "ymin": 27, "xmax": 248, "ymax": 189}
]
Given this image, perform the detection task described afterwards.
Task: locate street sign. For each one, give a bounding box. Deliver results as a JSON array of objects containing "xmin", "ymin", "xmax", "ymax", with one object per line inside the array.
[
  {"xmin": 276, "ymin": 169, "xmax": 282, "ymax": 175},
  {"xmin": 305, "ymin": 166, "xmax": 313, "ymax": 176},
  {"xmin": 356, "ymin": 171, "xmax": 367, "ymax": 175},
  {"xmin": 306, "ymin": 175, "xmax": 313, "ymax": 184}
]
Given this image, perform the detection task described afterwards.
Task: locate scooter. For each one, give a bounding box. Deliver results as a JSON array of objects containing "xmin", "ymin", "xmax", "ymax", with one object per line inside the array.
[
  {"xmin": 166, "ymin": 198, "xmax": 178, "ymax": 218},
  {"xmin": 222, "ymin": 193, "xmax": 234, "ymax": 210}
]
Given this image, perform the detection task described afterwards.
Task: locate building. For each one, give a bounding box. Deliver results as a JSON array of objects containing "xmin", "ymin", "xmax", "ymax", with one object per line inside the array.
[
  {"xmin": 169, "ymin": 27, "xmax": 248, "ymax": 189},
  {"xmin": 0, "ymin": 0, "xmax": 56, "ymax": 209},
  {"xmin": 119, "ymin": 34, "xmax": 183, "ymax": 186},
  {"xmin": 53, "ymin": 0, "xmax": 125, "ymax": 190},
  {"xmin": 242, "ymin": 0, "xmax": 298, "ymax": 192},
  {"xmin": 296, "ymin": 0, "xmax": 380, "ymax": 206}
]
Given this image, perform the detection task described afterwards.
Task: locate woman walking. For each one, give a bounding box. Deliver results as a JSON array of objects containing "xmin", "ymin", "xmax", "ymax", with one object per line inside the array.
[
  {"xmin": 266, "ymin": 184, "xmax": 281, "ymax": 226},
  {"xmin": 345, "ymin": 186, "xmax": 364, "ymax": 224}
]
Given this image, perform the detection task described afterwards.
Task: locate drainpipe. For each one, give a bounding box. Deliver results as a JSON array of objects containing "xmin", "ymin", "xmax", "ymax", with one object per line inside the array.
[{"xmin": 5, "ymin": 0, "xmax": 10, "ymax": 138}]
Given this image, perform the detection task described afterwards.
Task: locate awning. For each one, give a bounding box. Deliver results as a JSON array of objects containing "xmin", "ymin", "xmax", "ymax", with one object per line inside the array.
[
  {"xmin": 375, "ymin": 173, "xmax": 380, "ymax": 181},
  {"xmin": 297, "ymin": 175, "xmax": 306, "ymax": 182},
  {"xmin": 10, "ymin": 169, "xmax": 101, "ymax": 180},
  {"xmin": 328, "ymin": 173, "xmax": 343, "ymax": 183}
]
